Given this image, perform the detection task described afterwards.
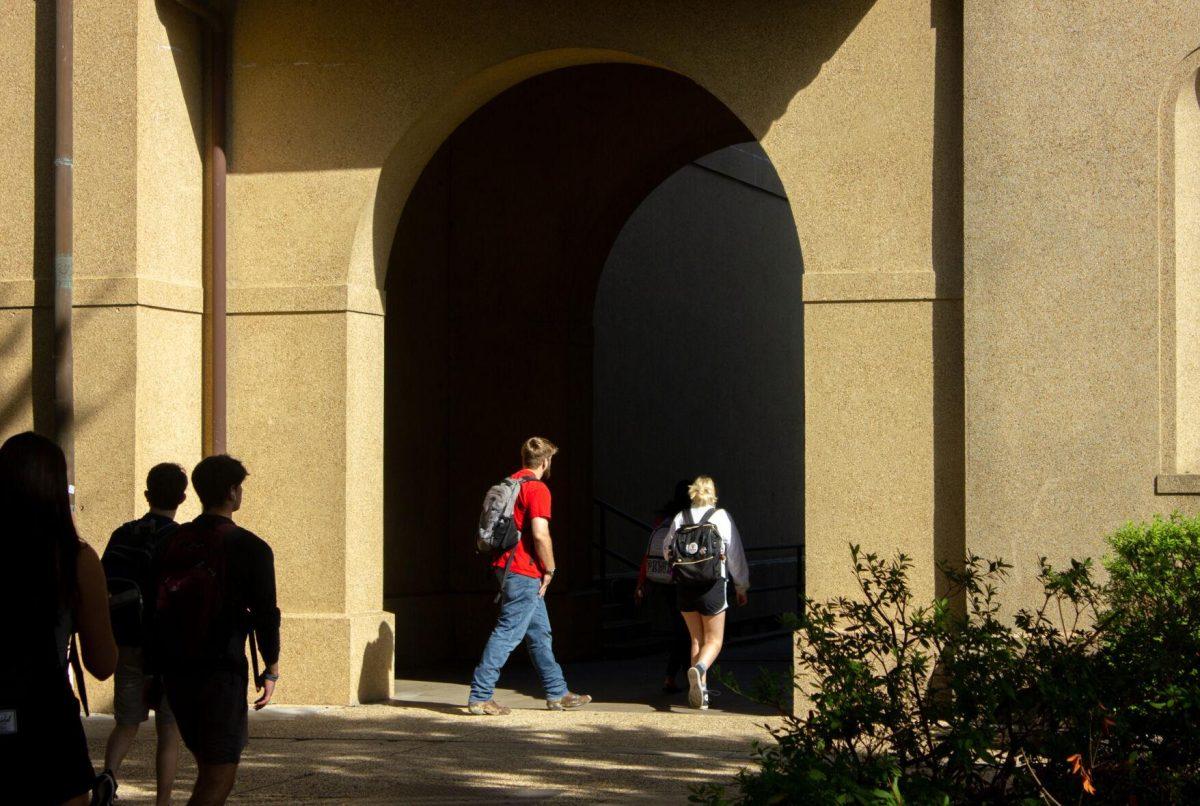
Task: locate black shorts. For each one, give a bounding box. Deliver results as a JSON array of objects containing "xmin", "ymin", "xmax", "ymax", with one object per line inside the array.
[
  {"xmin": 164, "ymin": 669, "xmax": 249, "ymax": 765},
  {"xmin": 676, "ymin": 579, "xmax": 728, "ymax": 616},
  {"xmin": 0, "ymin": 688, "xmax": 94, "ymax": 804}
]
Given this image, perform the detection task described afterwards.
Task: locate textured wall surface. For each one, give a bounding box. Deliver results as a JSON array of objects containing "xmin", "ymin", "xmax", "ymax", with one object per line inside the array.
[
  {"xmin": 7, "ymin": 0, "xmax": 1191, "ymax": 710},
  {"xmin": 1, "ymin": 0, "xmax": 968, "ymax": 705},
  {"xmin": 964, "ymin": 3, "xmax": 1200, "ymax": 609}
]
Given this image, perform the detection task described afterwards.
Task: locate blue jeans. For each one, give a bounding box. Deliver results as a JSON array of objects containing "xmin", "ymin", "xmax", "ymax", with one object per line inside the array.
[{"xmin": 469, "ymin": 573, "xmax": 568, "ymax": 702}]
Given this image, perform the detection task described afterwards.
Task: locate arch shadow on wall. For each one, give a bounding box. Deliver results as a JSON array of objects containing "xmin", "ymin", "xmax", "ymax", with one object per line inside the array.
[{"xmin": 350, "ymin": 1, "xmax": 877, "ymax": 298}]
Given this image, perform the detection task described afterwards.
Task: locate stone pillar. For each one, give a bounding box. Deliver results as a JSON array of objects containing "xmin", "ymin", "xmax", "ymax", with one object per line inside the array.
[
  {"xmin": 227, "ymin": 297, "xmax": 393, "ymax": 704},
  {"xmin": 0, "ymin": 0, "xmax": 207, "ymax": 712}
]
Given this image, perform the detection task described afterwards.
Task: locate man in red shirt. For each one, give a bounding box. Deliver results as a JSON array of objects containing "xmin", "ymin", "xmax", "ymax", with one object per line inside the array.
[{"xmin": 468, "ymin": 437, "xmax": 592, "ymax": 715}]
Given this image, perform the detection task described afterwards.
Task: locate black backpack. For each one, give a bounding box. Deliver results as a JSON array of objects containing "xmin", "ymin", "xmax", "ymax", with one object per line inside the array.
[
  {"xmin": 102, "ymin": 517, "xmax": 176, "ymax": 647},
  {"xmin": 155, "ymin": 520, "xmax": 235, "ymax": 665},
  {"xmin": 667, "ymin": 508, "xmax": 724, "ymax": 584}
]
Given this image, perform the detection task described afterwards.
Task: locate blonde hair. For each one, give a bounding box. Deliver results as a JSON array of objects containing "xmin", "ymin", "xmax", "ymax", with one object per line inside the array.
[
  {"xmin": 688, "ymin": 475, "xmax": 718, "ymax": 507},
  {"xmin": 521, "ymin": 436, "xmax": 559, "ymax": 469}
]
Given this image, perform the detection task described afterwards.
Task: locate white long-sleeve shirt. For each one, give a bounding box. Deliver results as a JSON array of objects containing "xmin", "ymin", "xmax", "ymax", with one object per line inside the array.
[{"xmin": 662, "ymin": 507, "xmax": 750, "ymax": 593}]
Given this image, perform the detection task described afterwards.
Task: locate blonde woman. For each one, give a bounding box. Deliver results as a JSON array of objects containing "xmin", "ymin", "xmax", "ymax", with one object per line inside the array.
[{"xmin": 662, "ymin": 476, "xmax": 749, "ymax": 709}]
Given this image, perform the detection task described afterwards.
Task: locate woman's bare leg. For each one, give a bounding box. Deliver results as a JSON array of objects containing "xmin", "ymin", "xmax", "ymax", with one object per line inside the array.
[
  {"xmin": 681, "ymin": 610, "xmax": 704, "ymax": 666},
  {"xmin": 696, "ymin": 611, "xmax": 726, "ymax": 683}
]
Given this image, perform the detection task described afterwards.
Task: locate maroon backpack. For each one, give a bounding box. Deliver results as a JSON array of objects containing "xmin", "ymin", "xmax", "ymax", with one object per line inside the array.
[{"xmin": 155, "ymin": 520, "xmax": 235, "ymax": 663}]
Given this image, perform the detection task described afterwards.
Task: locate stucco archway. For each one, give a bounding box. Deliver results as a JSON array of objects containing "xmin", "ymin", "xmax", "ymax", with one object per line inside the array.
[
  {"xmin": 378, "ymin": 62, "xmax": 804, "ymax": 670},
  {"xmin": 347, "ymin": 48, "xmax": 801, "ymax": 298}
]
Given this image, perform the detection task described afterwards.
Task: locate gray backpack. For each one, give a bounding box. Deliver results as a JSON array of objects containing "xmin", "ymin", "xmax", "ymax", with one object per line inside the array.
[{"xmin": 476, "ymin": 476, "xmax": 536, "ymax": 554}]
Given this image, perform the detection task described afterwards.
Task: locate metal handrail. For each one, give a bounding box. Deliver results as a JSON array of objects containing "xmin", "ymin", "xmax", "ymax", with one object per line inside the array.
[
  {"xmin": 592, "ymin": 497, "xmax": 805, "ymax": 656},
  {"xmin": 592, "ymin": 498, "xmax": 804, "ymax": 589},
  {"xmin": 590, "ymin": 540, "xmax": 641, "ymax": 572},
  {"xmin": 593, "ymin": 498, "xmax": 654, "ymax": 532}
]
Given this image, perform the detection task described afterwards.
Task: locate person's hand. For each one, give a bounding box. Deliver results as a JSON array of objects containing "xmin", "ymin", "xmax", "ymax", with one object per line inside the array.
[
  {"xmin": 538, "ymin": 573, "xmax": 553, "ymax": 598},
  {"xmin": 736, "ymin": 590, "xmax": 749, "ymax": 607},
  {"xmin": 254, "ymin": 672, "xmax": 278, "ymax": 710},
  {"xmin": 634, "ymin": 586, "xmax": 645, "ymax": 605}
]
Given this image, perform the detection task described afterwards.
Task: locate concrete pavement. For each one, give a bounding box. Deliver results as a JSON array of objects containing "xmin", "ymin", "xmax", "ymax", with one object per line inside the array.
[
  {"xmin": 84, "ymin": 653, "xmax": 788, "ymax": 803},
  {"xmin": 85, "ymin": 704, "xmax": 777, "ymax": 803}
]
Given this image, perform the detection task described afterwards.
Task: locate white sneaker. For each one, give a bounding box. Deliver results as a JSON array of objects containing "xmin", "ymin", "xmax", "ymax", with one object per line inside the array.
[{"xmin": 687, "ymin": 665, "xmax": 705, "ymax": 709}]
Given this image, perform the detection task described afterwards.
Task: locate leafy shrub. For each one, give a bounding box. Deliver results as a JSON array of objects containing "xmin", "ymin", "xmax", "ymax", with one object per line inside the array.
[
  {"xmin": 1094, "ymin": 514, "xmax": 1200, "ymax": 801},
  {"xmin": 695, "ymin": 513, "xmax": 1200, "ymax": 805}
]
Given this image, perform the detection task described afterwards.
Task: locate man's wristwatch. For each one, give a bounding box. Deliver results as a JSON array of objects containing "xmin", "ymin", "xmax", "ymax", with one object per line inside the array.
[
  {"xmin": 261, "ymin": 672, "xmax": 280, "ymax": 682},
  {"xmin": 544, "ymin": 568, "xmax": 556, "ymax": 577}
]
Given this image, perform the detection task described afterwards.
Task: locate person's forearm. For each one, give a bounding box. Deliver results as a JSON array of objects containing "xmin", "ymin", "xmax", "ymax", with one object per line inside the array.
[
  {"xmin": 533, "ymin": 535, "xmax": 556, "ymax": 572},
  {"xmin": 77, "ymin": 546, "xmax": 118, "ymax": 679},
  {"xmin": 728, "ymin": 544, "xmax": 750, "ymax": 592},
  {"xmin": 255, "ymin": 613, "xmax": 282, "ymax": 666}
]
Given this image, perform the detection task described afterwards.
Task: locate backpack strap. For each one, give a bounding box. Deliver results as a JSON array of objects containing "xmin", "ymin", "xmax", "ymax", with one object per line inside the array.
[
  {"xmin": 681, "ymin": 508, "xmax": 694, "ymax": 526},
  {"xmin": 492, "ymin": 476, "xmax": 538, "ymax": 602},
  {"xmin": 698, "ymin": 508, "xmax": 718, "ymax": 526},
  {"xmin": 493, "ymin": 549, "xmax": 516, "ymax": 605}
]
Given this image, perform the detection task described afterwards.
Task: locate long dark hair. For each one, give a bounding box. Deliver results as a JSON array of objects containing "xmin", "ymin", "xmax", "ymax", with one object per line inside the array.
[{"xmin": 0, "ymin": 432, "xmax": 81, "ymax": 624}]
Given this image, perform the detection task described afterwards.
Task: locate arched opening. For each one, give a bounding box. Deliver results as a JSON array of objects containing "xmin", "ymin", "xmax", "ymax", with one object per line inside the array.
[
  {"xmin": 382, "ymin": 63, "xmax": 803, "ymax": 680},
  {"xmin": 593, "ymin": 141, "xmax": 804, "ymax": 655}
]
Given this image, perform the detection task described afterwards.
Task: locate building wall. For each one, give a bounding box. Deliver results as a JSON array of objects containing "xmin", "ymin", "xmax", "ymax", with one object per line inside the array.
[
  {"xmin": 8, "ymin": 0, "xmax": 1194, "ymax": 709},
  {"xmin": 964, "ymin": 4, "xmax": 1200, "ymax": 608},
  {"xmin": 1, "ymin": 0, "xmax": 964, "ymax": 704},
  {"xmin": 0, "ymin": 0, "xmax": 203, "ymax": 710}
]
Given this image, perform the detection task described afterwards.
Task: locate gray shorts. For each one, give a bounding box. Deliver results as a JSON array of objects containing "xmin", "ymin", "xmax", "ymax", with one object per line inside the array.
[{"xmin": 113, "ymin": 646, "xmax": 174, "ymax": 727}]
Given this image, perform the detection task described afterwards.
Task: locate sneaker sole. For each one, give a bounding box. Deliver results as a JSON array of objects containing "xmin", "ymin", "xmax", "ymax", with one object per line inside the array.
[
  {"xmin": 687, "ymin": 667, "xmax": 704, "ymax": 709},
  {"xmin": 467, "ymin": 706, "xmax": 509, "ymax": 716},
  {"xmin": 547, "ymin": 697, "xmax": 592, "ymax": 711}
]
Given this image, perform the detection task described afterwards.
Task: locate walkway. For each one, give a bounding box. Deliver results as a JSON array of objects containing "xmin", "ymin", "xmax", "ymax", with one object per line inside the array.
[{"xmin": 84, "ymin": 649, "xmax": 788, "ymax": 803}]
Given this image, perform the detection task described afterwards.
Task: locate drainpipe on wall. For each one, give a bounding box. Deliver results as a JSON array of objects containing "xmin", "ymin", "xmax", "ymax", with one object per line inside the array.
[
  {"xmin": 174, "ymin": 0, "xmax": 227, "ymax": 455},
  {"xmin": 53, "ymin": 0, "xmax": 75, "ymax": 498}
]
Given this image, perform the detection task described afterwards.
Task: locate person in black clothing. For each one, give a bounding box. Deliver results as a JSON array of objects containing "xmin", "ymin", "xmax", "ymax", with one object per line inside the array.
[
  {"xmin": 154, "ymin": 455, "xmax": 280, "ymax": 806},
  {"xmin": 0, "ymin": 432, "xmax": 117, "ymax": 805},
  {"xmin": 634, "ymin": 482, "xmax": 693, "ymax": 694},
  {"xmin": 98, "ymin": 463, "xmax": 188, "ymax": 806}
]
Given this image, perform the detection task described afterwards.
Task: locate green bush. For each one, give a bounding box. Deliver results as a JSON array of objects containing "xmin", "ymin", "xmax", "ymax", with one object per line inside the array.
[
  {"xmin": 1095, "ymin": 514, "xmax": 1200, "ymax": 801},
  {"xmin": 695, "ymin": 513, "xmax": 1200, "ymax": 805}
]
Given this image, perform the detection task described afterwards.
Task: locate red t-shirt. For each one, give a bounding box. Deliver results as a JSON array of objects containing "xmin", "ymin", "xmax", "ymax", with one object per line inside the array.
[{"xmin": 492, "ymin": 469, "xmax": 552, "ymax": 579}]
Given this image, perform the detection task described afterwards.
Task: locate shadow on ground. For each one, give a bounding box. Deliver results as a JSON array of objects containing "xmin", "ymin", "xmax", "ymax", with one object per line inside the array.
[
  {"xmin": 394, "ymin": 636, "xmax": 792, "ymax": 718},
  {"xmin": 84, "ymin": 645, "xmax": 789, "ymax": 803},
  {"xmin": 86, "ymin": 704, "xmax": 779, "ymax": 803}
]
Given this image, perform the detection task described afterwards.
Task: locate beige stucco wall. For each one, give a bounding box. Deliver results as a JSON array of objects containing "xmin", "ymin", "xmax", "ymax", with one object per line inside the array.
[
  {"xmin": 6, "ymin": 0, "xmax": 1197, "ymax": 710},
  {"xmin": 964, "ymin": 4, "xmax": 1200, "ymax": 608},
  {"xmin": 2, "ymin": 0, "xmax": 963, "ymax": 705},
  {"xmin": 226, "ymin": 0, "xmax": 946, "ymax": 293},
  {"xmin": 0, "ymin": 0, "xmax": 203, "ymax": 710}
]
